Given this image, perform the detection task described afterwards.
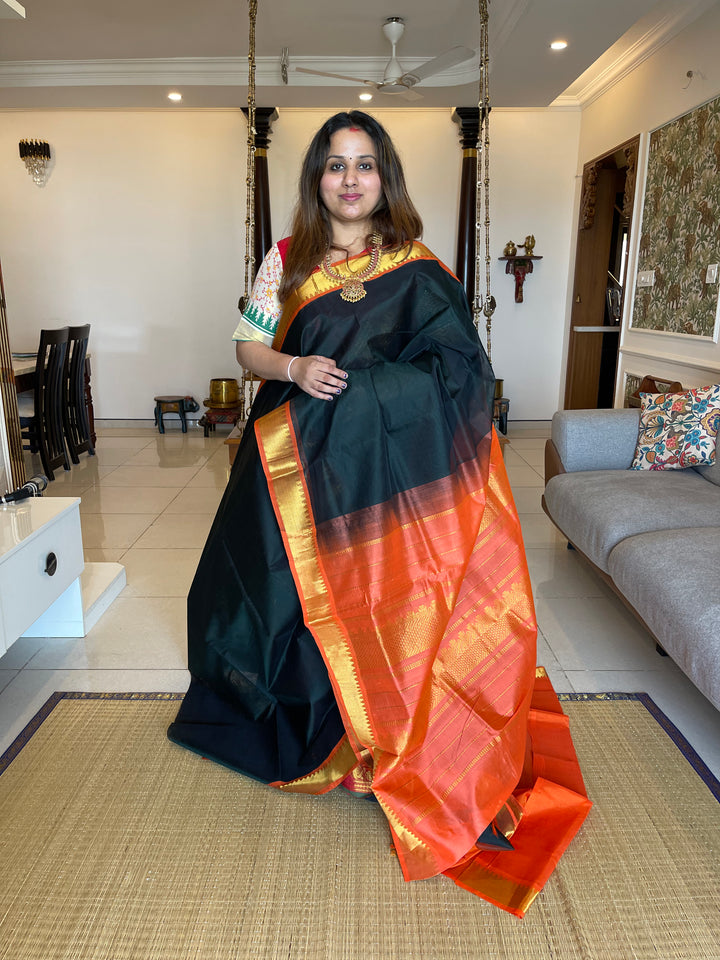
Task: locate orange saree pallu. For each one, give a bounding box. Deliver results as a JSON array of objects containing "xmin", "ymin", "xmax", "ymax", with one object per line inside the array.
[{"xmin": 169, "ymin": 243, "xmax": 590, "ymax": 916}]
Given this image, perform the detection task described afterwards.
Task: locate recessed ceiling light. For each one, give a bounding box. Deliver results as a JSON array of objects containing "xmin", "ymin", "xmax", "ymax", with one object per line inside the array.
[
  {"xmin": 168, "ymin": 91, "xmax": 183, "ymax": 102},
  {"xmin": 550, "ymin": 40, "xmax": 568, "ymax": 51},
  {"xmin": 359, "ymin": 92, "xmax": 373, "ymax": 102}
]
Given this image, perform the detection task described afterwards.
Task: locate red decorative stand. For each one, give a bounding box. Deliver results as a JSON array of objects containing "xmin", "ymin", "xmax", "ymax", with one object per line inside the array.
[
  {"xmin": 499, "ymin": 255, "xmax": 542, "ymax": 303},
  {"xmin": 198, "ymin": 406, "xmax": 243, "ymax": 438}
]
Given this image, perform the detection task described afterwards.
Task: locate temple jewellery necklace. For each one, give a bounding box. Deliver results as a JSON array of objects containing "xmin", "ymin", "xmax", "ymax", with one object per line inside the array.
[{"xmin": 320, "ymin": 233, "xmax": 383, "ymax": 303}]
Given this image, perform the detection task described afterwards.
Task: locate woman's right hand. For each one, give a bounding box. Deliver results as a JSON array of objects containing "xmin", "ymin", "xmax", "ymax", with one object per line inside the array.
[{"xmin": 290, "ymin": 355, "xmax": 348, "ymax": 401}]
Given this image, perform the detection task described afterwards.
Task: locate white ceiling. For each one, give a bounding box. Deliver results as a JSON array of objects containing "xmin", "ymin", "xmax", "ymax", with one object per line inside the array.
[{"xmin": 0, "ymin": 0, "xmax": 716, "ymax": 110}]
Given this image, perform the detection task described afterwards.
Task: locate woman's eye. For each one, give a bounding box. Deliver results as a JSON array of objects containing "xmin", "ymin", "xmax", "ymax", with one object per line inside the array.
[{"xmin": 329, "ymin": 162, "xmax": 344, "ymax": 172}]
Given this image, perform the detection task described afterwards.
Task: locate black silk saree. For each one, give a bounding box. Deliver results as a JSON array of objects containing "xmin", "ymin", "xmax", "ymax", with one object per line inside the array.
[{"xmin": 168, "ymin": 243, "xmax": 591, "ymax": 916}]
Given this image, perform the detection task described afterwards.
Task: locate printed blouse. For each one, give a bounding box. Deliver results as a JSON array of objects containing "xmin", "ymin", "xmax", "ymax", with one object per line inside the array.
[{"xmin": 232, "ymin": 243, "xmax": 285, "ymax": 347}]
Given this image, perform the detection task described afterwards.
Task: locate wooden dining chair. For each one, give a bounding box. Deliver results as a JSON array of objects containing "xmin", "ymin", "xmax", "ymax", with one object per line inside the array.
[
  {"xmin": 62, "ymin": 324, "xmax": 95, "ymax": 463},
  {"xmin": 18, "ymin": 327, "xmax": 70, "ymax": 481}
]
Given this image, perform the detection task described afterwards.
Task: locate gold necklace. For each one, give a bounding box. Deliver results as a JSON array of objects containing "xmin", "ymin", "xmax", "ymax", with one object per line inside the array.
[{"xmin": 320, "ymin": 234, "xmax": 383, "ymax": 302}]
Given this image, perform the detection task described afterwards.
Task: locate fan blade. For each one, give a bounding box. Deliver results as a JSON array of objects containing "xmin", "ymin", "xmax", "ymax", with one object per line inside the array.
[
  {"xmin": 399, "ymin": 88, "xmax": 423, "ymax": 102},
  {"xmin": 377, "ymin": 82, "xmax": 423, "ymax": 101},
  {"xmin": 402, "ymin": 46, "xmax": 475, "ymax": 84},
  {"xmin": 295, "ymin": 67, "xmax": 374, "ymax": 86}
]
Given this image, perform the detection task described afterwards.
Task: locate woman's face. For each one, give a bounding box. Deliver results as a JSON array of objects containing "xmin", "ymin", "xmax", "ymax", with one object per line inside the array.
[{"xmin": 319, "ymin": 127, "xmax": 383, "ymax": 238}]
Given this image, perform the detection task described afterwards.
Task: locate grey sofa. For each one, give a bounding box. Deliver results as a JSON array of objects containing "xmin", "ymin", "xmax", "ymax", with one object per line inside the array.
[{"xmin": 542, "ymin": 407, "xmax": 720, "ymax": 712}]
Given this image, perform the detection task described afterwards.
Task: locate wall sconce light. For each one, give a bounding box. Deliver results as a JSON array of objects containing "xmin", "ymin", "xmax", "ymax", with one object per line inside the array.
[
  {"xmin": 19, "ymin": 140, "xmax": 50, "ymax": 186},
  {"xmin": 499, "ymin": 235, "xmax": 542, "ymax": 303},
  {"xmin": 19, "ymin": 139, "xmax": 51, "ymax": 185}
]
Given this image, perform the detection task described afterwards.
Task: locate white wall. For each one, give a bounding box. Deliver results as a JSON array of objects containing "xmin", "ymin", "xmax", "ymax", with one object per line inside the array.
[
  {"xmin": 575, "ymin": 2, "xmax": 720, "ymax": 401},
  {"xmin": 0, "ymin": 105, "xmax": 581, "ymax": 421},
  {"xmin": 1, "ymin": 111, "xmax": 246, "ymax": 420},
  {"xmin": 483, "ymin": 109, "xmax": 580, "ymax": 418}
]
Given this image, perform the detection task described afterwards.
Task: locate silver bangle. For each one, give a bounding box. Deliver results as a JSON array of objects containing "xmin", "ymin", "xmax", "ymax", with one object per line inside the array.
[{"xmin": 287, "ymin": 355, "xmax": 299, "ymax": 383}]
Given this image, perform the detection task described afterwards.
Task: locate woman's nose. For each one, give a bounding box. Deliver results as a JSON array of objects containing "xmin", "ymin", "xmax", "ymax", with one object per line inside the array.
[{"xmin": 343, "ymin": 167, "xmax": 357, "ymax": 186}]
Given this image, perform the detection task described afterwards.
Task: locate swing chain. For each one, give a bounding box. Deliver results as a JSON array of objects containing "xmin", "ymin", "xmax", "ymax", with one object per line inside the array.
[
  {"xmin": 240, "ymin": 0, "xmax": 258, "ymax": 420},
  {"xmin": 474, "ymin": 0, "xmax": 495, "ymax": 361}
]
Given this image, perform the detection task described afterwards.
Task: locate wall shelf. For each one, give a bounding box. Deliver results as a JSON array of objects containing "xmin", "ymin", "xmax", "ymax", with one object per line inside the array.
[{"xmin": 498, "ymin": 255, "xmax": 543, "ymax": 303}]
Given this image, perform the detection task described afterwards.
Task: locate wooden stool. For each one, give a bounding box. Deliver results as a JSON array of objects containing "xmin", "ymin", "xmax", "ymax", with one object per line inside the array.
[
  {"xmin": 224, "ymin": 422, "xmax": 246, "ymax": 464},
  {"xmin": 198, "ymin": 406, "xmax": 243, "ymax": 438},
  {"xmin": 153, "ymin": 395, "xmax": 199, "ymax": 433},
  {"xmin": 493, "ymin": 397, "xmax": 510, "ymax": 435}
]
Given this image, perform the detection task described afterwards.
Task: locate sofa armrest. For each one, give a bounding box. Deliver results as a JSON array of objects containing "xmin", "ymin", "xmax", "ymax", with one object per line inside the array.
[
  {"xmin": 544, "ymin": 438, "xmax": 566, "ymax": 483},
  {"xmin": 550, "ymin": 408, "xmax": 640, "ymax": 474}
]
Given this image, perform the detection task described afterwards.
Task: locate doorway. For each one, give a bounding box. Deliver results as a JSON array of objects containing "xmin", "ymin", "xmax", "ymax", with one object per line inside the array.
[{"xmin": 564, "ymin": 136, "xmax": 639, "ymax": 409}]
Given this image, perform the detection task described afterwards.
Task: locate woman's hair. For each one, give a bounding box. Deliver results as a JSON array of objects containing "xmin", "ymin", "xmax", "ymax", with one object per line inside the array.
[{"xmin": 277, "ymin": 111, "xmax": 423, "ymax": 302}]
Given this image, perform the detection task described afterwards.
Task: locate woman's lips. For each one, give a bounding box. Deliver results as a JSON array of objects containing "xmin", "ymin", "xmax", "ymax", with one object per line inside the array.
[{"xmin": 340, "ymin": 193, "xmax": 361, "ymax": 201}]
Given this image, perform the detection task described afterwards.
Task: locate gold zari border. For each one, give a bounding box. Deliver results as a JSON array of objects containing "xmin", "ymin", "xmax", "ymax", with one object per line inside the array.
[
  {"xmin": 494, "ymin": 795, "xmax": 524, "ymax": 840},
  {"xmin": 274, "ymin": 242, "xmax": 448, "ymax": 349},
  {"xmin": 458, "ymin": 868, "xmax": 540, "ymax": 917},
  {"xmin": 255, "ymin": 405, "xmax": 374, "ymax": 754},
  {"xmin": 272, "ymin": 736, "xmax": 358, "ymax": 794}
]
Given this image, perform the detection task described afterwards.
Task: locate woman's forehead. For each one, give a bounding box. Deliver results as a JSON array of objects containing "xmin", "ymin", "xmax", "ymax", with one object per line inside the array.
[{"xmin": 327, "ymin": 127, "xmax": 376, "ymax": 157}]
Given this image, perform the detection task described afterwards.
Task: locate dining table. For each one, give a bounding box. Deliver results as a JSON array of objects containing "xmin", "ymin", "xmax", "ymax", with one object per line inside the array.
[{"xmin": 11, "ymin": 356, "xmax": 36, "ymax": 394}]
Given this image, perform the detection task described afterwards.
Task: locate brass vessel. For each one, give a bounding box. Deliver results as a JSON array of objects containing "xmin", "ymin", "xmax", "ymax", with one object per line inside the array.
[{"xmin": 204, "ymin": 378, "xmax": 240, "ymax": 409}]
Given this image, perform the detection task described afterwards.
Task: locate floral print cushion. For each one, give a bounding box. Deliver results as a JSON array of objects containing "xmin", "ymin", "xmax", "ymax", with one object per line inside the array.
[{"xmin": 631, "ymin": 384, "xmax": 720, "ymax": 470}]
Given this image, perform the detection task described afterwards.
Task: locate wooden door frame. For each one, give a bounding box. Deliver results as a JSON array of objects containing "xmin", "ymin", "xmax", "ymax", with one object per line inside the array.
[{"xmin": 563, "ymin": 136, "xmax": 640, "ymax": 409}]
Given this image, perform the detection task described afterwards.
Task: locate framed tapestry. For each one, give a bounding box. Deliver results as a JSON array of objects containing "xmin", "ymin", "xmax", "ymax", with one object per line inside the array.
[{"xmin": 631, "ymin": 95, "xmax": 720, "ymax": 340}]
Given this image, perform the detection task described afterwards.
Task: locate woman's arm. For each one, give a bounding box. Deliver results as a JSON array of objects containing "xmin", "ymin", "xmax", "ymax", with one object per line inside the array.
[{"xmin": 236, "ymin": 340, "xmax": 347, "ymax": 401}]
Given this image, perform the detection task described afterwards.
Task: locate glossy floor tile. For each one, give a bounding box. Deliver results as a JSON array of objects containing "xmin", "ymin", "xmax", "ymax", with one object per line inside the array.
[
  {"xmin": 503, "ymin": 464, "xmax": 545, "ymax": 486},
  {"xmin": 119, "ymin": 547, "xmax": 202, "ymax": 597},
  {"xmin": 509, "ymin": 487, "xmax": 545, "ymax": 514},
  {"xmin": 518, "ymin": 514, "xmax": 567, "ymax": 548},
  {"xmin": 1, "ymin": 420, "xmax": 718, "ymax": 784},
  {"xmin": 124, "ymin": 441, "xmax": 214, "ymax": 468},
  {"xmin": 513, "ymin": 446, "xmax": 545, "ymax": 469},
  {"xmin": 27, "ymin": 597, "xmax": 187, "ymax": 670},
  {"xmin": 162, "ymin": 485, "xmax": 226, "ymax": 514},
  {"xmin": 535, "ymin": 596, "xmax": 663, "ymax": 671},
  {"xmin": 83, "ymin": 547, "xmax": 128, "ymax": 562},
  {"xmin": 79, "ymin": 512, "xmax": 157, "ymax": 549},
  {"xmin": 132, "ymin": 513, "xmax": 214, "ymax": 549},
  {"xmin": 100, "ymin": 464, "xmax": 204, "ymax": 488},
  {"xmin": 525, "ymin": 547, "xmax": 609, "ymax": 598},
  {"xmin": 78, "ymin": 485, "xmax": 182, "ymax": 514},
  {"xmin": 186, "ymin": 458, "xmax": 234, "ymax": 488}
]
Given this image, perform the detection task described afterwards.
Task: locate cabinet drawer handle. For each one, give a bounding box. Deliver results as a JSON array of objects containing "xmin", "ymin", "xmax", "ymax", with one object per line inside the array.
[{"xmin": 45, "ymin": 552, "xmax": 58, "ymax": 576}]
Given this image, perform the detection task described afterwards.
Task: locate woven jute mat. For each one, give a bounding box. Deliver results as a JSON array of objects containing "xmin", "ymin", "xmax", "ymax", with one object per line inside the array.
[{"xmin": 0, "ymin": 693, "xmax": 718, "ymax": 960}]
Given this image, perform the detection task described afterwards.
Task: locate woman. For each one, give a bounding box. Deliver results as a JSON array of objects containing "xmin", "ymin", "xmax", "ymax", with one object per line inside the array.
[{"xmin": 168, "ymin": 111, "xmax": 590, "ymax": 916}]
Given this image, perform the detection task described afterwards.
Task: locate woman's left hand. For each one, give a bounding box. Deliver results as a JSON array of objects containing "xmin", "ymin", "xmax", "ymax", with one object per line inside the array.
[{"xmin": 289, "ymin": 354, "xmax": 348, "ymax": 400}]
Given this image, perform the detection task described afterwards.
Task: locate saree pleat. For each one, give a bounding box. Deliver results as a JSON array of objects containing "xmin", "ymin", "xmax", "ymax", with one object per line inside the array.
[
  {"xmin": 169, "ymin": 243, "xmax": 590, "ymax": 915},
  {"xmin": 168, "ymin": 387, "xmax": 348, "ymax": 786}
]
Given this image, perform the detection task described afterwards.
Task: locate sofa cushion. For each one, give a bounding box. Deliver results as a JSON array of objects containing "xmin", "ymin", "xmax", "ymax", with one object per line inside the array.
[
  {"xmin": 552, "ymin": 408, "xmax": 640, "ymax": 473},
  {"xmin": 544, "ymin": 469, "xmax": 720, "ymax": 572},
  {"xmin": 631, "ymin": 384, "xmax": 720, "ymax": 470},
  {"xmin": 608, "ymin": 527, "xmax": 720, "ymax": 711}
]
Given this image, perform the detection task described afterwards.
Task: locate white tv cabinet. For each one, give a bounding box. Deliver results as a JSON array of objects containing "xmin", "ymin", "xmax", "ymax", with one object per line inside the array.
[{"xmin": 0, "ymin": 497, "xmax": 125, "ymax": 654}]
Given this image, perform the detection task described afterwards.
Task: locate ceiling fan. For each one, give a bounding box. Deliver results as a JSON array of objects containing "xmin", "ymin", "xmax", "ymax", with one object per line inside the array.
[{"xmin": 295, "ymin": 17, "xmax": 475, "ymax": 101}]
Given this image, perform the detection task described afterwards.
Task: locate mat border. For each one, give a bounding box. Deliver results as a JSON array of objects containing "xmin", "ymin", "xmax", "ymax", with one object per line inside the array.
[
  {"xmin": 1, "ymin": 691, "xmax": 718, "ymax": 803},
  {"xmin": 0, "ymin": 692, "xmax": 184, "ymax": 776}
]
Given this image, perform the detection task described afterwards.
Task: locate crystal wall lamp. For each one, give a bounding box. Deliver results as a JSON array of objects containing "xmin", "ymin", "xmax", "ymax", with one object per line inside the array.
[{"xmin": 19, "ymin": 139, "xmax": 51, "ymax": 185}]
